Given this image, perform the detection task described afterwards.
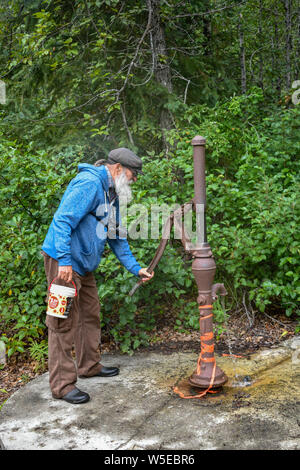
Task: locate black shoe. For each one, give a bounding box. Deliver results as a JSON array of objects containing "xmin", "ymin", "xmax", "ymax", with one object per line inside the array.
[
  {"xmin": 61, "ymin": 387, "xmax": 90, "ymax": 404},
  {"xmin": 78, "ymin": 365, "xmax": 120, "ymax": 378},
  {"xmin": 97, "ymin": 366, "xmax": 119, "ymax": 377}
]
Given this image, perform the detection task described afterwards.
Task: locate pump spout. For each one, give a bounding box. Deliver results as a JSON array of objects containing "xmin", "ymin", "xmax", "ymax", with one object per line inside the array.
[{"xmin": 211, "ymin": 283, "xmax": 227, "ymax": 302}]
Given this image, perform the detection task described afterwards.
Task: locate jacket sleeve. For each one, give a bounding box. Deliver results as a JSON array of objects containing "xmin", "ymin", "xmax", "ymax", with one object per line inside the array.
[
  {"xmin": 107, "ymin": 237, "xmax": 142, "ymax": 277},
  {"xmin": 107, "ymin": 198, "xmax": 142, "ymax": 277},
  {"xmin": 52, "ymin": 178, "xmax": 99, "ymax": 266}
]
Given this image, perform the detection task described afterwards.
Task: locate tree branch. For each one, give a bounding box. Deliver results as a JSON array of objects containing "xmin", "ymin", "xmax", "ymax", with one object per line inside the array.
[
  {"xmin": 173, "ymin": 1, "xmax": 247, "ymax": 18},
  {"xmin": 116, "ymin": 0, "xmax": 153, "ymax": 99},
  {"xmin": 120, "ymin": 102, "xmax": 135, "ymax": 147}
]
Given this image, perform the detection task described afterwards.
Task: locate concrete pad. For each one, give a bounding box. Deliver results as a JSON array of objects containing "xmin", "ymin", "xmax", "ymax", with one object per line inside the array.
[{"xmin": 0, "ymin": 337, "xmax": 299, "ymax": 450}]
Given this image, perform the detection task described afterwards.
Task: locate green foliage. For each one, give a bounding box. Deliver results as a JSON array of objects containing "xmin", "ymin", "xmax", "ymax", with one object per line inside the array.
[
  {"xmin": 1, "ymin": 0, "xmax": 297, "ymax": 153},
  {"xmin": 28, "ymin": 339, "xmax": 48, "ymax": 372},
  {"xmin": 0, "ymin": 89, "xmax": 299, "ymax": 357},
  {"xmin": 0, "ymin": 137, "xmax": 82, "ymax": 355},
  {"xmin": 97, "ymin": 90, "xmax": 299, "ymax": 351},
  {"xmin": 0, "ymin": 388, "xmax": 8, "ymax": 411},
  {"xmin": 167, "ymin": 89, "xmax": 300, "ymax": 319},
  {"xmin": 0, "ymin": 0, "xmax": 299, "ymax": 357}
]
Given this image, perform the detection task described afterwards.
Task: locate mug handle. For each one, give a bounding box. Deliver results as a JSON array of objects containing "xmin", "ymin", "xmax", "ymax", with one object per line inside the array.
[{"xmin": 48, "ymin": 276, "xmax": 78, "ymax": 297}]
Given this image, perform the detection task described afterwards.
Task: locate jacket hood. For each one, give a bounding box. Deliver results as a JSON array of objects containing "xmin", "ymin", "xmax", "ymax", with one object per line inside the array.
[{"xmin": 77, "ymin": 163, "xmax": 109, "ymax": 192}]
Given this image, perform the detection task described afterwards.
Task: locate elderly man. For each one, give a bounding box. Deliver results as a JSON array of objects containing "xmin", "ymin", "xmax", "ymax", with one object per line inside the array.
[{"xmin": 41, "ymin": 148, "xmax": 153, "ymax": 404}]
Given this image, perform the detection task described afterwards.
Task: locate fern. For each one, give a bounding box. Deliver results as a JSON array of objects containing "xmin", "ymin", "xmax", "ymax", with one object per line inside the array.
[{"xmin": 28, "ymin": 339, "xmax": 48, "ymax": 372}]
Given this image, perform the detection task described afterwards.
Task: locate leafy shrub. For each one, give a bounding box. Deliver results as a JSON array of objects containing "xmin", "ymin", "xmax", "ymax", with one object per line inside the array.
[
  {"xmin": 0, "ymin": 88, "xmax": 299, "ymax": 357},
  {"xmin": 166, "ymin": 87, "xmax": 300, "ymax": 319},
  {"xmin": 0, "ymin": 138, "xmax": 82, "ymax": 355}
]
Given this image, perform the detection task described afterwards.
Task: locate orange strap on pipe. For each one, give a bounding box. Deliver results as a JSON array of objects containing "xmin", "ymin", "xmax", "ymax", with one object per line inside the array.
[
  {"xmin": 201, "ymin": 344, "xmax": 214, "ymax": 354},
  {"xmin": 201, "ymin": 331, "xmax": 213, "ymax": 341},
  {"xmin": 196, "ymin": 331, "xmax": 215, "ymax": 374},
  {"xmin": 200, "ymin": 331, "xmax": 214, "ymax": 355},
  {"xmin": 200, "ymin": 314, "xmax": 213, "ymax": 322},
  {"xmin": 200, "ymin": 357, "xmax": 215, "ymax": 363}
]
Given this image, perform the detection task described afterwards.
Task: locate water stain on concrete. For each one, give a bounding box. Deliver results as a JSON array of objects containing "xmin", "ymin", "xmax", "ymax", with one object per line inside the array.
[{"xmin": 152, "ymin": 338, "xmax": 300, "ymax": 408}]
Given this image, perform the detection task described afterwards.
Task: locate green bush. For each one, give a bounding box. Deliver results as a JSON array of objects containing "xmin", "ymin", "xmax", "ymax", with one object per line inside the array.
[
  {"xmin": 0, "ymin": 138, "xmax": 82, "ymax": 356},
  {"xmin": 166, "ymin": 87, "xmax": 300, "ymax": 319},
  {"xmin": 0, "ymin": 88, "xmax": 299, "ymax": 358}
]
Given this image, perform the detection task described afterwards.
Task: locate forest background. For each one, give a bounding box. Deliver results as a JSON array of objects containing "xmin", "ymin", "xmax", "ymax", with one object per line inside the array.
[{"xmin": 0, "ymin": 0, "xmax": 299, "ymax": 365}]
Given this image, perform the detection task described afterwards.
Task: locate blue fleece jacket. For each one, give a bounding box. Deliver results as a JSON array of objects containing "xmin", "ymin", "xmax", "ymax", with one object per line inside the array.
[{"xmin": 41, "ymin": 164, "xmax": 142, "ymax": 277}]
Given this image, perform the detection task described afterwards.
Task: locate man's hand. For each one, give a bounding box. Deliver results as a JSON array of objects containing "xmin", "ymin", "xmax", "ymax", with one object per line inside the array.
[
  {"xmin": 138, "ymin": 268, "xmax": 154, "ymax": 283},
  {"xmin": 57, "ymin": 265, "xmax": 73, "ymax": 284}
]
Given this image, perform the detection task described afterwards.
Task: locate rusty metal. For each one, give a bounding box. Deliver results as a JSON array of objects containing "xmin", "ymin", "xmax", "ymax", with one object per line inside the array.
[
  {"xmin": 129, "ymin": 201, "xmax": 194, "ymax": 296},
  {"xmin": 129, "ymin": 135, "xmax": 228, "ymax": 390},
  {"xmin": 188, "ymin": 136, "xmax": 228, "ymax": 389},
  {"xmin": 191, "ymin": 135, "xmax": 207, "ymax": 245}
]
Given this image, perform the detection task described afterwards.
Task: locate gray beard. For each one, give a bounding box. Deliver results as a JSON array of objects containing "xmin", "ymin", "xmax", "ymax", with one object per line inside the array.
[{"xmin": 114, "ymin": 170, "xmax": 133, "ymax": 204}]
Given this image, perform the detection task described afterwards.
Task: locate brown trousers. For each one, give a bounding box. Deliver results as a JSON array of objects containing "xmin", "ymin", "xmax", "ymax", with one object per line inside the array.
[{"xmin": 43, "ymin": 252, "xmax": 102, "ymax": 398}]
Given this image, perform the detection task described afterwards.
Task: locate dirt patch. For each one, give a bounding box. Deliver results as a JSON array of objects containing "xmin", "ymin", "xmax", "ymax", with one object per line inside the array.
[
  {"xmin": 0, "ymin": 360, "xmax": 42, "ymax": 410},
  {"xmin": 137, "ymin": 310, "xmax": 297, "ymax": 356}
]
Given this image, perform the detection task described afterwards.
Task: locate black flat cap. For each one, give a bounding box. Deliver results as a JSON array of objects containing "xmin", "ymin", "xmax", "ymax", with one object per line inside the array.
[{"xmin": 107, "ymin": 148, "xmax": 143, "ymax": 175}]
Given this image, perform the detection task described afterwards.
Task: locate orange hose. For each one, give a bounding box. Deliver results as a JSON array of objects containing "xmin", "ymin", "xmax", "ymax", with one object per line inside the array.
[{"xmin": 222, "ymin": 353, "xmax": 244, "ymax": 358}]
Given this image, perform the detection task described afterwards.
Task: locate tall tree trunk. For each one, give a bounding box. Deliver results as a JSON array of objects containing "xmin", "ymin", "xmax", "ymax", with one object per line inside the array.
[
  {"xmin": 271, "ymin": 34, "xmax": 276, "ymax": 91},
  {"xmin": 258, "ymin": 0, "xmax": 264, "ymax": 89},
  {"xmin": 294, "ymin": 1, "xmax": 300, "ymax": 76},
  {"xmin": 150, "ymin": 0, "xmax": 172, "ymax": 94},
  {"xmin": 238, "ymin": 13, "xmax": 247, "ymax": 94},
  {"xmin": 203, "ymin": 16, "xmax": 212, "ymax": 56},
  {"xmin": 284, "ymin": 0, "xmax": 292, "ymax": 88},
  {"xmin": 274, "ymin": 7, "xmax": 282, "ymax": 95},
  {"xmin": 148, "ymin": 0, "xmax": 174, "ymax": 148}
]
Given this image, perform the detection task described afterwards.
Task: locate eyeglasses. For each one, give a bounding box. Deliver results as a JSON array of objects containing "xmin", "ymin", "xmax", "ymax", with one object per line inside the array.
[
  {"xmin": 124, "ymin": 166, "xmax": 139, "ymax": 179},
  {"xmin": 126, "ymin": 167, "xmax": 137, "ymax": 179}
]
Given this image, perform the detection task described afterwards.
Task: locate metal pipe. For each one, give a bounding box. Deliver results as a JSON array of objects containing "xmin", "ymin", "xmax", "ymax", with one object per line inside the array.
[
  {"xmin": 191, "ymin": 135, "xmax": 206, "ymax": 206},
  {"xmin": 191, "ymin": 135, "xmax": 207, "ymax": 244},
  {"xmin": 189, "ymin": 136, "xmax": 228, "ymax": 390}
]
